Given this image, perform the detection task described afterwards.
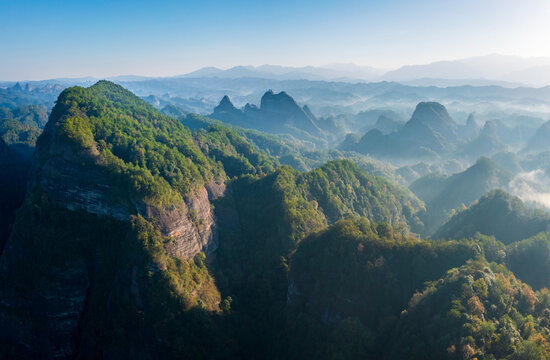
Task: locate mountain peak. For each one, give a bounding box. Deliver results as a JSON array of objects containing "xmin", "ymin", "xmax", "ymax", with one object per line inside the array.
[
  {"xmin": 260, "ymin": 90, "xmax": 300, "ymax": 111},
  {"xmin": 411, "ymin": 102, "xmax": 453, "ymax": 122},
  {"xmin": 406, "ymin": 101, "xmax": 457, "ymax": 141},
  {"xmin": 213, "ymin": 95, "xmax": 238, "ymax": 113}
]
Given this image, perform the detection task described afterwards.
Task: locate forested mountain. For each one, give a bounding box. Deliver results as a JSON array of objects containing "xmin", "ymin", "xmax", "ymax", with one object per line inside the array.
[
  {"xmin": 0, "ymin": 105, "xmax": 47, "ymax": 147},
  {"xmin": 434, "ymin": 189, "xmax": 550, "ymax": 243},
  {"xmin": 3, "ymin": 81, "xmax": 550, "ymax": 359},
  {"xmin": 210, "ymin": 90, "xmax": 327, "ymax": 146},
  {"xmin": 0, "ymin": 82, "xmax": 425, "ymax": 358},
  {"xmin": 524, "ymin": 120, "xmax": 550, "ymax": 154},
  {"xmin": 410, "ymin": 157, "xmax": 513, "ymax": 233},
  {"xmin": 341, "ymin": 102, "xmax": 460, "ymax": 161}
]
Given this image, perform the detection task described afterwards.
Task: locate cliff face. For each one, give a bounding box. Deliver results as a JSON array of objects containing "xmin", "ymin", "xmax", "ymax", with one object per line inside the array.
[
  {"xmin": 145, "ymin": 184, "xmax": 223, "ymax": 258},
  {"xmin": 0, "ymin": 82, "xmax": 227, "ymax": 358},
  {"xmin": 34, "ymin": 110, "xmax": 224, "ymax": 259}
]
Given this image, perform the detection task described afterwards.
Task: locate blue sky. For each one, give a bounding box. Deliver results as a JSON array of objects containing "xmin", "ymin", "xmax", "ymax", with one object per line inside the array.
[{"xmin": 1, "ymin": 0, "xmax": 549, "ymax": 80}]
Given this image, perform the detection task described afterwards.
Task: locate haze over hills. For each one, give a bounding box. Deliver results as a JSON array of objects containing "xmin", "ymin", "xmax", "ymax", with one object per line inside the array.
[
  {"xmin": 3, "ymin": 78, "xmax": 550, "ymax": 358},
  {"xmin": 6, "ymin": 0, "xmax": 550, "ymax": 357},
  {"xmin": 5, "ymin": 54, "xmax": 550, "ymax": 89},
  {"xmin": 178, "ymin": 55, "xmax": 550, "ymax": 87}
]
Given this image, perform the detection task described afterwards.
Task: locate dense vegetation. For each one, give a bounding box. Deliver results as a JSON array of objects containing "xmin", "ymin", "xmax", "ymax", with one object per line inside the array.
[
  {"xmin": 42, "ymin": 80, "xmax": 223, "ymax": 205},
  {"xmin": 0, "ymin": 193, "xmax": 230, "ymax": 358},
  {"xmin": 411, "ymin": 157, "xmax": 513, "ymax": 234},
  {"xmin": 435, "ymin": 189, "xmax": 550, "ymax": 244},
  {"xmin": 287, "ymin": 217, "xmax": 478, "ymax": 359},
  {"xmin": 389, "ymin": 259, "xmax": 550, "ymax": 359},
  {"xmin": 3, "ymin": 81, "xmax": 550, "ymax": 359}
]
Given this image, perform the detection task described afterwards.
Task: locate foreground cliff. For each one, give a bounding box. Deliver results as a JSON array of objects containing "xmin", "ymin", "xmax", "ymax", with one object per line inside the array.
[
  {"xmin": 4, "ymin": 81, "xmax": 550, "ymax": 359},
  {"xmin": 0, "ymin": 81, "xmax": 231, "ymax": 358}
]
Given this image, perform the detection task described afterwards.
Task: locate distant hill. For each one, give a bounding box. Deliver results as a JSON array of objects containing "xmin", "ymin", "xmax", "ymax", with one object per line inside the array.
[
  {"xmin": 491, "ymin": 151, "xmax": 523, "ymax": 174},
  {"xmin": 434, "ymin": 189, "xmax": 550, "ymax": 244},
  {"xmin": 210, "ymin": 90, "xmax": 326, "ymax": 145},
  {"xmin": 341, "ymin": 102, "xmax": 458, "ymax": 160},
  {"xmin": 459, "ymin": 133, "xmax": 507, "ymax": 160},
  {"xmin": 411, "ymin": 157, "xmax": 513, "ymax": 233},
  {"xmin": 524, "ymin": 120, "xmax": 550, "ymax": 153},
  {"xmin": 382, "ymin": 54, "xmax": 550, "ymax": 86},
  {"xmin": 180, "ymin": 64, "xmax": 383, "ymax": 81}
]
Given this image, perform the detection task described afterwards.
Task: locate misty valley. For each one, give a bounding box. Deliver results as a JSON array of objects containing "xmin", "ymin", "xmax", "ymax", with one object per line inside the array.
[{"xmin": 3, "ymin": 71, "xmax": 550, "ymax": 359}]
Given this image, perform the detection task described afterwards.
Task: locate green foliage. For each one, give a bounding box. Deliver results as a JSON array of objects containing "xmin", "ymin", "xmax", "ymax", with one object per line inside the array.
[
  {"xmin": 0, "ymin": 105, "xmax": 47, "ymax": 146},
  {"xmin": 46, "ymin": 81, "xmax": 222, "ymax": 205},
  {"xmin": 0, "ymin": 191, "xmax": 233, "ymax": 358},
  {"xmin": 298, "ymin": 160, "xmax": 424, "ymax": 232},
  {"xmin": 0, "ymin": 118, "xmax": 42, "ymax": 146},
  {"xmin": 287, "ymin": 217, "xmax": 478, "ymax": 358},
  {"xmin": 507, "ymin": 232, "xmax": 550, "ymax": 290},
  {"xmin": 435, "ymin": 189, "xmax": 550, "ymax": 244},
  {"xmin": 194, "ymin": 125, "xmax": 278, "ymax": 178},
  {"xmin": 388, "ymin": 259, "xmax": 550, "ymax": 359},
  {"xmin": 412, "ymin": 157, "xmax": 513, "ymax": 234}
]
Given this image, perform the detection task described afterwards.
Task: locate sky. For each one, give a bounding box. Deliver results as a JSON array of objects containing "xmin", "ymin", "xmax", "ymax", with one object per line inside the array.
[{"xmin": 1, "ymin": 0, "xmax": 550, "ymax": 81}]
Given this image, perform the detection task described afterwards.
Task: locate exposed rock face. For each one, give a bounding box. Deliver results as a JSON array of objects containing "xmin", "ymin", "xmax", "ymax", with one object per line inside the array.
[
  {"xmin": 145, "ymin": 184, "xmax": 223, "ymax": 258},
  {"xmin": 33, "ymin": 120, "xmax": 225, "ymax": 260}
]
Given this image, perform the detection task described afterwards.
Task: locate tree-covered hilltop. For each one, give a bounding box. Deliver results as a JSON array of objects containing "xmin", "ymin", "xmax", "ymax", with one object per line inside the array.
[
  {"xmin": 212, "ymin": 160, "xmax": 426, "ymax": 358},
  {"xmin": 0, "ymin": 81, "xmax": 245, "ymax": 358},
  {"xmin": 435, "ymin": 189, "xmax": 550, "ymax": 244},
  {"xmin": 0, "ymin": 104, "xmax": 48, "ymax": 147},
  {"xmin": 193, "ymin": 124, "xmax": 278, "ymax": 178},
  {"xmin": 298, "ymin": 160, "xmax": 424, "ymax": 231},
  {"xmin": 388, "ymin": 259, "xmax": 550, "ymax": 359},
  {"xmin": 39, "ymin": 80, "xmax": 228, "ymax": 205},
  {"xmin": 287, "ymin": 217, "xmax": 477, "ymax": 359},
  {"xmin": 286, "ymin": 218, "xmax": 550, "ymax": 360},
  {"xmin": 411, "ymin": 157, "xmax": 513, "ymax": 234},
  {"xmin": 5, "ymin": 80, "xmax": 550, "ymax": 359}
]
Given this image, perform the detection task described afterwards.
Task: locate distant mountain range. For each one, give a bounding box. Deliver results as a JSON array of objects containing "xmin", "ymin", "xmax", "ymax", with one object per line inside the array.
[
  {"xmin": 179, "ymin": 55, "xmax": 550, "ymax": 87},
  {"xmin": 5, "ymin": 54, "xmax": 550, "ymax": 88}
]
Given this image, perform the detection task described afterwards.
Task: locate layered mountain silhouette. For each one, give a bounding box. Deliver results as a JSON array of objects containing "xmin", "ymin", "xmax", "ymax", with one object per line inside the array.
[
  {"xmin": 434, "ymin": 189, "xmax": 550, "ymax": 243},
  {"xmin": 410, "ymin": 157, "xmax": 513, "ymax": 233},
  {"xmin": 210, "ymin": 90, "xmax": 326, "ymax": 144},
  {"xmin": 341, "ymin": 102, "xmax": 459, "ymax": 160},
  {"xmin": 524, "ymin": 120, "xmax": 550, "ymax": 153}
]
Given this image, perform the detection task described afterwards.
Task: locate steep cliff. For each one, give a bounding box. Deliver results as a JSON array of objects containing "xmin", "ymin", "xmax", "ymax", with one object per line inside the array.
[
  {"xmin": 30, "ymin": 80, "xmax": 225, "ymax": 258},
  {"xmin": 0, "ymin": 81, "xmax": 229, "ymax": 358}
]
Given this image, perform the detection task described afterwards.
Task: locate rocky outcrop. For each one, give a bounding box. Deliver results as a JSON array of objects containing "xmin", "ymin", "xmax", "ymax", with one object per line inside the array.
[
  {"xmin": 144, "ymin": 183, "xmax": 225, "ymax": 258},
  {"xmin": 32, "ymin": 119, "xmax": 225, "ymax": 260}
]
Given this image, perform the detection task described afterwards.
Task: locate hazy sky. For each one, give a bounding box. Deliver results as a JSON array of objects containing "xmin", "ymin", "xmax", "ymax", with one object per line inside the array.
[{"xmin": 2, "ymin": 0, "xmax": 550, "ymax": 81}]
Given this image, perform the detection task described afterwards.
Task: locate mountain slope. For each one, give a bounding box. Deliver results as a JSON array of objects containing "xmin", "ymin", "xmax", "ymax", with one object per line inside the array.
[
  {"xmin": 524, "ymin": 120, "xmax": 550, "ymax": 153},
  {"xmin": 411, "ymin": 157, "xmax": 513, "ymax": 233},
  {"xmin": 210, "ymin": 91, "xmax": 326, "ymax": 145},
  {"xmin": 0, "ymin": 81, "xmax": 234, "ymax": 358},
  {"xmin": 434, "ymin": 189, "xmax": 550, "ymax": 244},
  {"xmin": 343, "ymin": 102, "xmax": 458, "ymax": 160}
]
